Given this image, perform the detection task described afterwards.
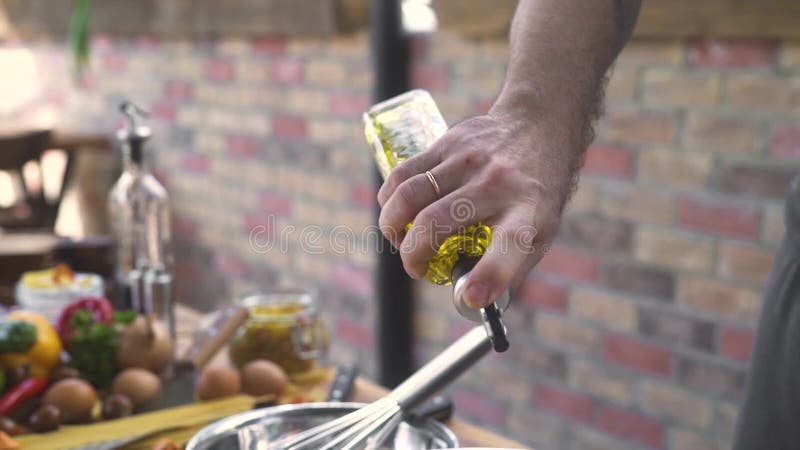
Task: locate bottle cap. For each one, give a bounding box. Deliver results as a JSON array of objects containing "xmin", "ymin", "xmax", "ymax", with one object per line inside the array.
[{"xmin": 117, "ymin": 101, "xmax": 151, "ymax": 163}]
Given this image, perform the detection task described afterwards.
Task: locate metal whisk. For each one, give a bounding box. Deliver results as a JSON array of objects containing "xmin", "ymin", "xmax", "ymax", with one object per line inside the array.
[{"xmin": 242, "ymin": 326, "xmax": 492, "ymax": 450}]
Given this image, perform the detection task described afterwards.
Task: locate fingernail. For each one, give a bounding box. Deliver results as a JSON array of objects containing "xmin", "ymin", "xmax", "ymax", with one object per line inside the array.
[{"xmin": 464, "ymin": 282, "xmax": 490, "ymax": 309}]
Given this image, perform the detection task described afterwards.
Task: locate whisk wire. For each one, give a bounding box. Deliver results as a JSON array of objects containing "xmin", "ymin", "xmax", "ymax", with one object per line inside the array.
[
  {"xmin": 333, "ymin": 404, "xmax": 400, "ymax": 450},
  {"xmin": 363, "ymin": 409, "xmax": 405, "ymax": 450},
  {"xmin": 267, "ymin": 401, "xmax": 382, "ymax": 449}
]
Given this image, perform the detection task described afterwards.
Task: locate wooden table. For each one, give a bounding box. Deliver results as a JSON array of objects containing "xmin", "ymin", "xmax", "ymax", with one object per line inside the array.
[{"xmin": 177, "ymin": 305, "xmax": 527, "ymax": 449}]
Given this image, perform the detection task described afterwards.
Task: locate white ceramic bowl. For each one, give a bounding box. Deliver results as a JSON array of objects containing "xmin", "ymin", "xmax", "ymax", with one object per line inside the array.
[{"xmin": 15, "ymin": 273, "xmax": 104, "ymax": 322}]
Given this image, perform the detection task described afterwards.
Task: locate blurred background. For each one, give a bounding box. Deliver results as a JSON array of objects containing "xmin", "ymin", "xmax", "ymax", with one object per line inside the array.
[{"xmin": 0, "ymin": 0, "xmax": 799, "ymax": 449}]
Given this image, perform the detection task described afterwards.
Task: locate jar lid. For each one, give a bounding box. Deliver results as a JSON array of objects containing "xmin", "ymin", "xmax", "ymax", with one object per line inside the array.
[{"xmin": 237, "ymin": 289, "xmax": 317, "ymax": 322}]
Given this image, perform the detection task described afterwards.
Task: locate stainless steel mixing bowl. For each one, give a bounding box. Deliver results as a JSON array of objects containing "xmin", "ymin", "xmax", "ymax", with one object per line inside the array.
[{"xmin": 185, "ymin": 402, "xmax": 459, "ymax": 450}]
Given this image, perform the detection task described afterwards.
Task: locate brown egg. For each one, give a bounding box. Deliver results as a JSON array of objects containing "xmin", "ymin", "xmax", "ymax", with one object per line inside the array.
[
  {"xmin": 240, "ymin": 360, "xmax": 288, "ymax": 397},
  {"xmin": 42, "ymin": 378, "xmax": 97, "ymax": 424},
  {"xmin": 195, "ymin": 366, "xmax": 241, "ymax": 401},
  {"xmin": 111, "ymin": 368, "xmax": 162, "ymax": 410}
]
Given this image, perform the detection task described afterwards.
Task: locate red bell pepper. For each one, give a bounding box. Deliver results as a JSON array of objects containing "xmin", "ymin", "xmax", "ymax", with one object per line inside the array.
[
  {"xmin": 0, "ymin": 378, "xmax": 47, "ymax": 416},
  {"xmin": 55, "ymin": 297, "xmax": 114, "ymax": 346}
]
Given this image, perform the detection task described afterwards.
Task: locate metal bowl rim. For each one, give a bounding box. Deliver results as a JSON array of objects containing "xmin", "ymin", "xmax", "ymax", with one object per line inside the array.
[{"xmin": 186, "ymin": 401, "xmax": 459, "ymax": 449}]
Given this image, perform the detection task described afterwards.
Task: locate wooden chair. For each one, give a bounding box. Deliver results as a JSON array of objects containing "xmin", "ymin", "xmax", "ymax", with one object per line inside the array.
[{"xmin": 0, "ymin": 129, "xmax": 60, "ymax": 230}]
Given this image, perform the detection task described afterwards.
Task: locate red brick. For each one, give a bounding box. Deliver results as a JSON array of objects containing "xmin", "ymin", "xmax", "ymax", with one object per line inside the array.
[
  {"xmin": 91, "ymin": 33, "xmax": 114, "ymax": 53},
  {"xmin": 252, "ymin": 35, "xmax": 287, "ymax": 55},
  {"xmin": 537, "ymin": 245, "xmax": 599, "ymax": 282},
  {"xmin": 205, "ymin": 59, "xmax": 235, "ymax": 82},
  {"xmin": 175, "ymin": 262, "xmax": 203, "ymax": 285},
  {"xmin": 215, "ymin": 253, "xmax": 249, "ymax": 278},
  {"xmin": 603, "ymin": 333, "xmax": 672, "ymax": 377},
  {"xmin": 349, "ymin": 182, "xmax": 375, "ymax": 208},
  {"xmin": 689, "ymin": 38, "xmax": 778, "ymax": 68},
  {"xmin": 603, "ymin": 108, "xmax": 677, "ymax": 145},
  {"xmin": 332, "ymin": 264, "xmax": 373, "ymax": 298},
  {"xmin": 259, "ymin": 192, "xmax": 291, "ymax": 216},
  {"xmin": 182, "ymin": 154, "xmax": 210, "ymax": 173},
  {"xmin": 270, "ymin": 59, "xmax": 305, "ymax": 84},
  {"xmin": 638, "ymin": 308, "xmax": 715, "ymax": 352},
  {"xmin": 595, "ymin": 405, "xmax": 664, "ymax": 449},
  {"xmin": 242, "ymin": 214, "xmax": 276, "ymax": 241},
  {"xmin": 173, "ymin": 217, "xmax": 198, "ymax": 239},
  {"xmin": 75, "ymin": 73, "xmax": 96, "ymax": 90},
  {"xmin": 151, "ymin": 102, "xmax": 177, "ymax": 122},
  {"xmin": 641, "ymin": 381, "xmax": 712, "ymax": 428},
  {"xmin": 534, "ymin": 383, "xmax": 594, "ymax": 423},
  {"xmin": 412, "ymin": 65, "xmax": 448, "ymax": 91},
  {"xmin": 677, "ymin": 356, "xmax": 745, "ymax": 400},
  {"xmin": 409, "ymin": 35, "xmax": 429, "ymax": 61},
  {"xmin": 164, "ymin": 80, "xmax": 194, "ymax": 102},
  {"xmin": 719, "ymin": 163, "xmax": 794, "ymax": 199},
  {"xmin": 720, "ymin": 327, "xmax": 755, "ymax": 362},
  {"xmin": 717, "ymin": 241, "xmax": 775, "ymax": 285},
  {"xmin": 536, "ymin": 314, "xmax": 601, "ymax": 354},
  {"xmin": 600, "ymin": 262, "xmax": 675, "ymax": 300},
  {"xmin": 335, "ymin": 316, "xmax": 373, "ymax": 350},
  {"xmin": 227, "ymin": 134, "xmax": 259, "ymax": 158},
  {"xmin": 518, "ymin": 274, "xmax": 568, "ymax": 312},
  {"xmin": 771, "ymin": 123, "xmax": 800, "ymax": 160},
  {"xmin": 677, "ymin": 276, "xmax": 762, "ymax": 323},
  {"xmin": 518, "ymin": 345, "xmax": 568, "ymax": 378},
  {"xmin": 329, "ymin": 92, "xmax": 371, "ymax": 118},
  {"xmin": 135, "ymin": 35, "xmax": 161, "ymax": 51},
  {"xmin": 582, "ymin": 144, "xmax": 634, "ymax": 179},
  {"xmin": 560, "ymin": 212, "xmax": 633, "ymax": 253},
  {"xmin": 272, "ymin": 116, "xmax": 307, "ymax": 139},
  {"xmin": 453, "ymin": 388, "xmax": 507, "ymax": 427},
  {"xmin": 677, "ymin": 196, "xmax": 760, "ymax": 239},
  {"xmin": 570, "ymin": 360, "xmax": 633, "ymax": 405},
  {"xmin": 103, "ymin": 54, "xmax": 126, "ymax": 72}
]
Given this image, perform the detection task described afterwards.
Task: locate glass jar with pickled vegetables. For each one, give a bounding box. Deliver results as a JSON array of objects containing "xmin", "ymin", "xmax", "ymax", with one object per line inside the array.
[{"xmin": 228, "ymin": 289, "xmax": 328, "ymax": 375}]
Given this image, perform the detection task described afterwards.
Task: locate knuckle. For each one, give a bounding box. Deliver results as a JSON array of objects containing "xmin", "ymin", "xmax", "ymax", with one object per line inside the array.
[
  {"xmin": 433, "ymin": 133, "xmax": 458, "ymax": 159},
  {"xmin": 385, "ymin": 168, "xmax": 405, "ymax": 188},
  {"xmin": 395, "ymin": 180, "xmax": 418, "ymax": 209},
  {"xmin": 416, "ymin": 204, "xmax": 445, "ymax": 228},
  {"xmin": 478, "ymin": 160, "xmax": 513, "ymax": 188}
]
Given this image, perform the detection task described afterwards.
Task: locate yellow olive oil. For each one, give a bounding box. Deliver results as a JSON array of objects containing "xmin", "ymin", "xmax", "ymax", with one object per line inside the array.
[{"xmin": 363, "ymin": 89, "xmax": 492, "ymax": 285}]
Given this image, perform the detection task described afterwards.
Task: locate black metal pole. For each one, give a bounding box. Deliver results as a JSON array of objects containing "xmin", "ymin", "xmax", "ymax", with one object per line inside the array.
[{"xmin": 370, "ymin": 0, "xmax": 414, "ymax": 388}]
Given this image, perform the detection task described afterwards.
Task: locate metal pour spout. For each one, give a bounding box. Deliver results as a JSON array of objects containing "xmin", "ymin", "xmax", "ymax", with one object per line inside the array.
[{"xmin": 451, "ymin": 255, "xmax": 510, "ymax": 353}]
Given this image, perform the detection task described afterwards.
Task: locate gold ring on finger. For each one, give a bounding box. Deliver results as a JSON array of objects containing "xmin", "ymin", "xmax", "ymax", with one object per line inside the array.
[{"xmin": 426, "ymin": 170, "xmax": 441, "ymax": 197}]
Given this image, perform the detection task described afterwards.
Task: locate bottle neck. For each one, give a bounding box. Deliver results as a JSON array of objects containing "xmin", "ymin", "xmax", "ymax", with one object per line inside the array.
[{"xmin": 122, "ymin": 140, "xmax": 148, "ymax": 174}]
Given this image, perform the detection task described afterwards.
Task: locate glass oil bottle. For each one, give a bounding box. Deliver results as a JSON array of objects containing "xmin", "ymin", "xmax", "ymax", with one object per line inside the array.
[
  {"xmin": 363, "ymin": 89, "xmax": 510, "ymax": 352},
  {"xmin": 108, "ymin": 101, "xmax": 175, "ymax": 342}
]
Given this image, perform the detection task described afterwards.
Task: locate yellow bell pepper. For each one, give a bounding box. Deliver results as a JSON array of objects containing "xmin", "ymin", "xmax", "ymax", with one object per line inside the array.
[{"xmin": 0, "ymin": 311, "xmax": 62, "ymax": 378}]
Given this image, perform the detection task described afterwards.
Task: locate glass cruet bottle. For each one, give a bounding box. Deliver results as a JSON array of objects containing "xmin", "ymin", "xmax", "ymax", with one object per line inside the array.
[{"xmin": 108, "ymin": 101, "xmax": 173, "ymax": 315}]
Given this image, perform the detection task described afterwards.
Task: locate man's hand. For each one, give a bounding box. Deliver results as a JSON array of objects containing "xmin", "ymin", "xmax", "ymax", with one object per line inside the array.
[{"xmin": 378, "ymin": 107, "xmax": 579, "ymax": 308}]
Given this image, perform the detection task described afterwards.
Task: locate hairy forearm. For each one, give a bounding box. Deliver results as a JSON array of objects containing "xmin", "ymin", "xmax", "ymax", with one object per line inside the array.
[
  {"xmin": 494, "ymin": 0, "xmax": 640, "ymax": 119},
  {"xmin": 490, "ymin": 0, "xmax": 640, "ymax": 207}
]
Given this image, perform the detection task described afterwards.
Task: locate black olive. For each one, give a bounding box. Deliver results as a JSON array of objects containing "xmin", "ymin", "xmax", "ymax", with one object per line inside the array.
[
  {"xmin": 28, "ymin": 404, "xmax": 61, "ymax": 433},
  {"xmin": 102, "ymin": 394, "xmax": 133, "ymax": 420}
]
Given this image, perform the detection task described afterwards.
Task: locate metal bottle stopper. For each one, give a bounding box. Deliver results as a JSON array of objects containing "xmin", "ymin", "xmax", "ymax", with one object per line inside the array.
[{"xmin": 451, "ymin": 255, "xmax": 510, "ymax": 352}]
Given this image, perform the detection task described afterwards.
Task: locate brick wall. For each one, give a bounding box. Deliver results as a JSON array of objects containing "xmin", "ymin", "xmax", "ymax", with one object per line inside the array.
[{"xmin": 3, "ymin": 31, "xmax": 799, "ymax": 449}]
